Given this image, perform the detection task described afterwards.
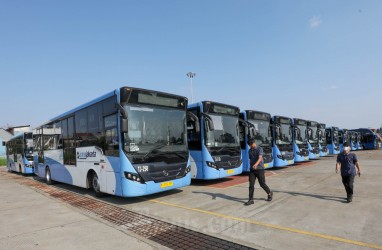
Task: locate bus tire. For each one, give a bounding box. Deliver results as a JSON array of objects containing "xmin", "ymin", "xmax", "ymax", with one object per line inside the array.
[
  {"xmin": 45, "ymin": 167, "xmax": 54, "ymax": 185},
  {"xmin": 90, "ymin": 171, "xmax": 104, "ymax": 197}
]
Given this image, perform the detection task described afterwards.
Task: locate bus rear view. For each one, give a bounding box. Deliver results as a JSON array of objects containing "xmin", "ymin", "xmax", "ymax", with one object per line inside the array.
[
  {"xmin": 272, "ymin": 116, "xmax": 294, "ymax": 167},
  {"xmin": 6, "ymin": 132, "xmax": 34, "ymax": 174},
  {"xmin": 240, "ymin": 110, "xmax": 273, "ymax": 171},
  {"xmin": 187, "ymin": 101, "xmax": 242, "ymax": 180}
]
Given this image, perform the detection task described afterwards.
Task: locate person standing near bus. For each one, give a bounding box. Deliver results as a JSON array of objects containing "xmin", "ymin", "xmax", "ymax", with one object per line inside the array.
[
  {"xmin": 245, "ymin": 138, "xmax": 273, "ymax": 205},
  {"xmin": 336, "ymin": 142, "xmax": 361, "ymax": 203}
]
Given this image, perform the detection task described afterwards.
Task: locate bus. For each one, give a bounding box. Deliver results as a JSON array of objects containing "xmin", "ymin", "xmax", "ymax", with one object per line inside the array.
[
  {"xmin": 338, "ymin": 129, "xmax": 350, "ymax": 152},
  {"xmin": 6, "ymin": 132, "xmax": 34, "ymax": 174},
  {"xmin": 271, "ymin": 116, "xmax": 294, "ymax": 167},
  {"xmin": 292, "ymin": 118, "xmax": 309, "ymax": 162},
  {"xmin": 349, "ymin": 131, "xmax": 358, "ymax": 151},
  {"xmin": 352, "ymin": 128, "xmax": 380, "ymax": 150},
  {"xmin": 239, "ymin": 110, "xmax": 273, "ymax": 172},
  {"xmin": 317, "ymin": 123, "xmax": 329, "ymax": 156},
  {"xmin": 307, "ymin": 120, "xmax": 320, "ymax": 159},
  {"xmin": 33, "ymin": 87, "xmax": 193, "ymax": 197},
  {"xmin": 187, "ymin": 101, "xmax": 242, "ymax": 179},
  {"xmin": 326, "ymin": 127, "xmax": 340, "ymax": 155}
]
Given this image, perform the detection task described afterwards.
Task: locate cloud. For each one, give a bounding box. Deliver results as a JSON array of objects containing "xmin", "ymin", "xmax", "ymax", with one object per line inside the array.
[
  {"xmin": 309, "ymin": 16, "xmax": 322, "ymax": 28},
  {"xmin": 329, "ymin": 85, "xmax": 338, "ymax": 90}
]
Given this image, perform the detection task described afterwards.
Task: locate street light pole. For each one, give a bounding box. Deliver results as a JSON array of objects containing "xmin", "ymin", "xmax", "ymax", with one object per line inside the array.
[{"xmin": 186, "ymin": 72, "xmax": 196, "ymax": 103}]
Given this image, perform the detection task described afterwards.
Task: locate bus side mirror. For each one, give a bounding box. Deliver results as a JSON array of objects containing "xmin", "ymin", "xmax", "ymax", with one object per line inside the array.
[
  {"xmin": 201, "ymin": 113, "xmax": 214, "ymax": 131},
  {"xmin": 121, "ymin": 118, "xmax": 128, "ymax": 133},
  {"xmin": 2, "ymin": 141, "xmax": 5, "ymax": 146},
  {"xmin": 187, "ymin": 111, "xmax": 200, "ymax": 133}
]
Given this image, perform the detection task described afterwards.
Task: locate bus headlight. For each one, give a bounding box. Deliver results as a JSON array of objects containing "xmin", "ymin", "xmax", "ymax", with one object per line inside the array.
[
  {"xmin": 206, "ymin": 161, "xmax": 218, "ymax": 169},
  {"xmin": 185, "ymin": 165, "xmax": 191, "ymax": 175},
  {"xmin": 276, "ymin": 154, "xmax": 284, "ymax": 160},
  {"xmin": 124, "ymin": 172, "xmax": 144, "ymax": 183}
]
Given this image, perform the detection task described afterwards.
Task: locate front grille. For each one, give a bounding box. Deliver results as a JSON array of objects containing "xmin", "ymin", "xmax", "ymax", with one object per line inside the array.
[
  {"xmin": 134, "ymin": 163, "xmax": 187, "ymax": 183},
  {"xmin": 214, "ymin": 155, "xmax": 242, "ymax": 170}
]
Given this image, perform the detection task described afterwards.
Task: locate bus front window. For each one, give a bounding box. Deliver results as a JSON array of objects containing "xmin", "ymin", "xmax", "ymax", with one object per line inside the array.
[
  {"xmin": 204, "ymin": 114, "xmax": 239, "ymax": 148},
  {"xmin": 276, "ymin": 123, "xmax": 292, "ymax": 145},
  {"xmin": 122, "ymin": 105, "xmax": 187, "ymax": 164},
  {"xmin": 249, "ymin": 119, "xmax": 272, "ymax": 146}
]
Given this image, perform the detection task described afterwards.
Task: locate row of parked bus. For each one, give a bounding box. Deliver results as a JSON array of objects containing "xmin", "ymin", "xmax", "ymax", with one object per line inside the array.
[{"xmin": 4, "ymin": 86, "xmax": 381, "ymax": 198}]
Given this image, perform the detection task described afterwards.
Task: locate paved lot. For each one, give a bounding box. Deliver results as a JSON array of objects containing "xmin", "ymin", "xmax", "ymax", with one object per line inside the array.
[
  {"xmin": 0, "ymin": 170, "xmax": 163, "ymax": 250},
  {"xmin": 1, "ymin": 149, "xmax": 381, "ymax": 249}
]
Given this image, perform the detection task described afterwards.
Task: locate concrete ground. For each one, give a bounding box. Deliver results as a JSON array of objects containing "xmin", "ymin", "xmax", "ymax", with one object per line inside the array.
[
  {"xmin": 1, "ymin": 149, "xmax": 381, "ymax": 249},
  {"xmin": 0, "ymin": 170, "xmax": 165, "ymax": 250}
]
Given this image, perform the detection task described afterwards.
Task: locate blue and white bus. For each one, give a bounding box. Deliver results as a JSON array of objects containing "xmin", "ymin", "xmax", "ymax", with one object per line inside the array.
[
  {"xmin": 33, "ymin": 87, "xmax": 192, "ymax": 197},
  {"xmin": 352, "ymin": 128, "xmax": 379, "ymax": 150},
  {"xmin": 6, "ymin": 132, "xmax": 34, "ymax": 174},
  {"xmin": 187, "ymin": 101, "xmax": 242, "ymax": 180},
  {"xmin": 292, "ymin": 118, "xmax": 309, "ymax": 162},
  {"xmin": 338, "ymin": 129, "xmax": 350, "ymax": 152},
  {"xmin": 317, "ymin": 123, "xmax": 329, "ymax": 156},
  {"xmin": 271, "ymin": 116, "xmax": 294, "ymax": 167},
  {"xmin": 326, "ymin": 127, "xmax": 340, "ymax": 155},
  {"xmin": 240, "ymin": 110, "xmax": 273, "ymax": 172},
  {"xmin": 307, "ymin": 120, "xmax": 320, "ymax": 160}
]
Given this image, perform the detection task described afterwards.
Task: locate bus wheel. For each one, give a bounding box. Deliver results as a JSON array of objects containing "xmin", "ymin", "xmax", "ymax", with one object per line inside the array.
[
  {"xmin": 91, "ymin": 172, "xmax": 104, "ymax": 197},
  {"xmin": 45, "ymin": 167, "xmax": 54, "ymax": 185}
]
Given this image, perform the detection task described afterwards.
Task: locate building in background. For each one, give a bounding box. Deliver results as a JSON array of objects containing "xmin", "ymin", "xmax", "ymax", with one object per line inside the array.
[
  {"xmin": 0, "ymin": 128, "xmax": 13, "ymax": 158},
  {"xmin": 6, "ymin": 125, "xmax": 31, "ymax": 135}
]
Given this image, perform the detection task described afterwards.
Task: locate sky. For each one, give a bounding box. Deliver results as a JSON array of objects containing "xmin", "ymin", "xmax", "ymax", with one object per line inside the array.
[{"xmin": 0, "ymin": 0, "xmax": 381, "ymax": 129}]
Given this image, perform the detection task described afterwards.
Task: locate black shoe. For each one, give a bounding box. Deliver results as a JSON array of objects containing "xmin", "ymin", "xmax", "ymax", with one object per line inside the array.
[
  {"xmin": 347, "ymin": 196, "xmax": 353, "ymax": 203},
  {"xmin": 267, "ymin": 191, "xmax": 273, "ymax": 201},
  {"xmin": 244, "ymin": 200, "xmax": 254, "ymax": 206}
]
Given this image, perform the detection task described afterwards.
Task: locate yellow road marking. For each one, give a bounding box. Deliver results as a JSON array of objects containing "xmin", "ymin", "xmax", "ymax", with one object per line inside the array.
[{"xmin": 148, "ymin": 199, "xmax": 382, "ymax": 250}]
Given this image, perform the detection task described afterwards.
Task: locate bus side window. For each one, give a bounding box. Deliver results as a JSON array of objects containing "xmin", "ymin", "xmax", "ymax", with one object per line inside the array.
[{"xmin": 104, "ymin": 114, "xmax": 119, "ymax": 156}]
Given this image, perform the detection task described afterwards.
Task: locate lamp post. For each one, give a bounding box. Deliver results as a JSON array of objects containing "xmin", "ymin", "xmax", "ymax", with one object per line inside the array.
[{"xmin": 186, "ymin": 72, "xmax": 196, "ymax": 103}]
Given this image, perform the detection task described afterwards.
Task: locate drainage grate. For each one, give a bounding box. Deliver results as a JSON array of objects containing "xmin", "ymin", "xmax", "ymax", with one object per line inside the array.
[{"xmin": 2, "ymin": 171, "xmax": 255, "ymax": 250}]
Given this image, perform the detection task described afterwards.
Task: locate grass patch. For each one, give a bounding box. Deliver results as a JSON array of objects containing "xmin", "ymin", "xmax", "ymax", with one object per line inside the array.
[{"xmin": 0, "ymin": 157, "xmax": 6, "ymax": 166}]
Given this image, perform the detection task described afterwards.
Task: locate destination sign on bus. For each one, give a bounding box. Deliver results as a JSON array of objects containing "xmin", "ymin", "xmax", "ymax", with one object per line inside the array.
[
  {"xmin": 126, "ymin": 89, "xmax": 187, "ymax": 109},
  {"xmin": 248, "ymin": 111, "xmax": 270, "ymax": 121},
  {"xmin": 204, "ymin": 102, "xmax": 239, "ymax": 116}
]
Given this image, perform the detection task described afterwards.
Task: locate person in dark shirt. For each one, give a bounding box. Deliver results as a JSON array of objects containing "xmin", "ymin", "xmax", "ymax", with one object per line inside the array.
[
  {"xmin": 244, "ymin": 138, "xmax": 273, "ymax": 206},
  {"xmin": 336, "ymin": 142, "xmax": 361, "ymax": 203}
]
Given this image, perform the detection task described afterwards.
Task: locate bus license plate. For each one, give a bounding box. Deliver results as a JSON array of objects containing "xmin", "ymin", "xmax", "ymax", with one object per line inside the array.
[
  {"xmin": 288, "ymin": 160, "xmax": 293, "ymax": 164},
  {"xmin": 160, "ymin": 181, "xmax": 173, "ymax": 188},
  {"xmin": 264, "ymin": 164, "xmax": 268, "ymax": 168},
  {"xmin": 227, "ymin": 169, "xmax": 234, "ymax": 174}
]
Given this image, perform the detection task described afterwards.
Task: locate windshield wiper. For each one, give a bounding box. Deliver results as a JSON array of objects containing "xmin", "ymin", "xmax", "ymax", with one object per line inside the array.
[{"xmin": 142, "ymin": 143, "xmax": 168, "ymax": 160}]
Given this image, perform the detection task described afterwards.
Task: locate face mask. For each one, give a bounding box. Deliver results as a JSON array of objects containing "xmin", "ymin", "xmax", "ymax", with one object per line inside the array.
[{"xmin": 344, "ymin": 146, "xmax": 351, "ymax": 152}]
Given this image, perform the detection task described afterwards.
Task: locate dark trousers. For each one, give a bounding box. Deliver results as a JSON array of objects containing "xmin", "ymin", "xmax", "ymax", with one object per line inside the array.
[
  {"xmin": 249, "ymin": 169, "xmax": 271, "ymax": 200},
  {"xmin": 341, "ymin": 175, "xmax": 355, "ymax": 198}
]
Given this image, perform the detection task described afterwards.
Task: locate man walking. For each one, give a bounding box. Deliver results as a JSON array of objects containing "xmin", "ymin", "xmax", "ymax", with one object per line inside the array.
[
  {"xmin": 336, "ymin": 142, "xmax": 361, "ymax": 203},
  {"xmin": 245, "ymin": 138, "xmax": 273, "ymax": 206}
]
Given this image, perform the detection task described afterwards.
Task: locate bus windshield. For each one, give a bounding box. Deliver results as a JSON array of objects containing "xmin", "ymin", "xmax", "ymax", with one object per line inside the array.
[
  {"xmin": 308, "ymin": 126, "xmax": 318, "ymax": 144},
  {"xmin": 122, "ymin": 105, "xmax": 187, "ymax": 164},
  {"xmin": 276, "ymin": 123, "xmax": 292, "ymax": 145},
  {"xmin": 25, "ymin": 138, "xmax": 34, "ymax": 153},
  {"xmin": 249, "ymin": 119, "xmax": 272, "ymax": 146},
  {"xmin": 205, "ymin": 114, "xmax": 239, "ymax": 148},
  {"xmin": 319, "ymin": 128, "xmax": 326, "ymax": 144},
  {"xmin": 295, "ymin": 125, "xmax": 307, "ymax": 145},
  {"xmin": 333, "ymin": 131, "xmax": 339, "ymax": 144}
]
